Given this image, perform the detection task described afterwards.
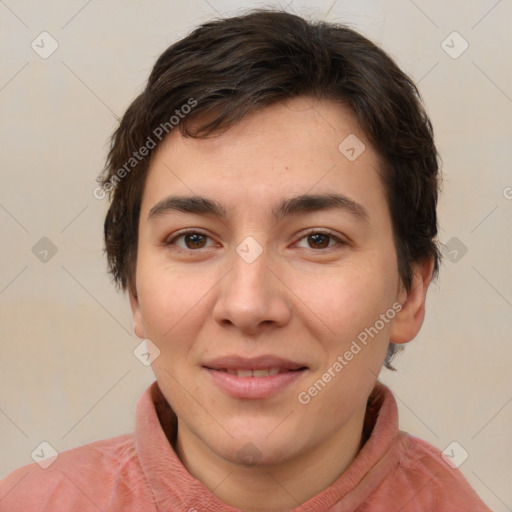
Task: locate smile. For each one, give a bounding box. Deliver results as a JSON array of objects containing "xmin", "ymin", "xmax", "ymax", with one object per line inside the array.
[
  {"xmin": 204, "ymin": 366, "xmax": 307, "ymax": 399},
  {"xmin": 217, "ymin": 368, "xmax": 297, "ymax": 377}
]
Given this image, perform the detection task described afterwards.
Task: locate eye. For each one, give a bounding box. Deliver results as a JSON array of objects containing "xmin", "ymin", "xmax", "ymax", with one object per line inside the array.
[
  {"xmin": 165, "ymin": 229, "xmax": 346, "ymax": 252},
  {"xmin": 295, "ymin": 230, "xmax": 346, "ymax": 250},
  {"xmin": 166, "ymin": 230, "xmax": 217, "ymax": 250}
]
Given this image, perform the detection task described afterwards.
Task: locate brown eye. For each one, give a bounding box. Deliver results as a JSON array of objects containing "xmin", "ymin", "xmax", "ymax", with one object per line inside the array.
[
  {"xmin": 166, "ymin": 230, "xmax": 216, "ymax": 251},
  {"xmin": 295, "ymin": 230, "xmax": 346, "ymax": 251},
  {"xmin": 307, "ymin": 233, "xmax": 331, "ymax": 249},
  {"xmin": 183, "ymin": 233, "xmax": 207, "ymax": 249}
]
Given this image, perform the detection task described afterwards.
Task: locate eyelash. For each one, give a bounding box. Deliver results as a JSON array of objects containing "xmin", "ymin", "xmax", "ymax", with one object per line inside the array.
[{"xmin": 165, "ymin": 229, "xmax": 348, "ymax": 253}]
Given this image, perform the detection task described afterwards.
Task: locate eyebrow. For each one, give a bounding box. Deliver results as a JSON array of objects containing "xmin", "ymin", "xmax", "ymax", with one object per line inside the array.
[{"xmin": 147, "ymin": 193, "xmax": 369, "ymax": 223}]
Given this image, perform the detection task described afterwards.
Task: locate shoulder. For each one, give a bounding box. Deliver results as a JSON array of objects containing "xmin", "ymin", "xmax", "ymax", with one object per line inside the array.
[
  {"xmin": 0, "ymin": 433, "xmax": 150, "ymax": 512},
  {"xmin": 381, "ymin": 432, "xmax": 492, "ymax": 512}
]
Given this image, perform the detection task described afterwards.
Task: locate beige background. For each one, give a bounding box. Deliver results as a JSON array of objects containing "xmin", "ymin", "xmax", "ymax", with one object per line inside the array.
[{"xmin": 1, "ymin": 0, "xmax": 511, "ymax": 509}]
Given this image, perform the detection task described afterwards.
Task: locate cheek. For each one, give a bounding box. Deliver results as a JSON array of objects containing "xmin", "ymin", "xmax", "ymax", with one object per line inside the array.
[
  {"xmin": 136, "ymin": 263, "xmax": 206, "ymax": 347},
  {"xmin": 286, "ymin": 260, "xmax": 397, "ymax": 341}
]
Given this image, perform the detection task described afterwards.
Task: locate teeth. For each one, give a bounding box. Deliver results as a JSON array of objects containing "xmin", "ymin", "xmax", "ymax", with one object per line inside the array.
[
  {"xmin": 252, "ymin": 369, "xmax": 270, "ymax": 377},
  {"xmin": 223, "ymin": 367, "xmax": 282, "ymax": 377}
]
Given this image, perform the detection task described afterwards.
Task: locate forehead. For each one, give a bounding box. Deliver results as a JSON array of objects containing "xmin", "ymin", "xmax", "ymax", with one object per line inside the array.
[{"xmin": 141, "ymin": 97, "xmax": 388, "ymax": 222}]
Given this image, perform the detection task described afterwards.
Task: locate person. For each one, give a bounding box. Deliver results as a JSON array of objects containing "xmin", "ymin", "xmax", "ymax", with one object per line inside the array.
[{"xmin": 0, "ymin": 9, "xmax": 492, "ymax": 512}]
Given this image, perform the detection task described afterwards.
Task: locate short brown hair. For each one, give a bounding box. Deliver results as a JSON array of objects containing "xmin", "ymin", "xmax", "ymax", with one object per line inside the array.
[{"xmin": 99, "ymin": 9, "xmax": 440, "ymax": 367}]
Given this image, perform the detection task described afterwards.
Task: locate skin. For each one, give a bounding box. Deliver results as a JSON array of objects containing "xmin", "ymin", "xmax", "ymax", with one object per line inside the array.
[{"xmin": 130, "ymin": 96, "xmax": 433, "ymax": 511}]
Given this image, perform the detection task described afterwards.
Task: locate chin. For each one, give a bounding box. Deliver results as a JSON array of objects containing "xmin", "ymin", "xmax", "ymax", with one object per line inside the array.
[{"xmin": 212, "ymin": 432, "xmax": 303, "ymax": 469}]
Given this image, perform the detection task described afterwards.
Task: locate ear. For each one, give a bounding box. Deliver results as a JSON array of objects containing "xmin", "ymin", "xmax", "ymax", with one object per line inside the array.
[
  {"xmin": 390, "ymin": 258, "xmax": 435, "ymax": 344},
  {"xmin": 129, "ymin": 288, "xmax": 145, "ymax": 339}
]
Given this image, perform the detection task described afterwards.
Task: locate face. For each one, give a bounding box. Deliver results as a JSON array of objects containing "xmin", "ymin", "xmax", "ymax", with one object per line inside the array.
[{"xmin": 131, "ymin": 97, "xmax": 422, "ymax": 470}]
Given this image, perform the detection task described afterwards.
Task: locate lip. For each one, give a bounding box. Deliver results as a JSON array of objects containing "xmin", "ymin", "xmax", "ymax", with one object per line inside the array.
[
  {"xmin": 203, "ymin": 355, "xmax": 308, "ymax": 400},
  {"xmin": 203, "ymin": 355, "xmax": 307, "ymax": 371},
  {"xmin": 205, "ymin": 368, "xmax": 307, "ymax": 399}
]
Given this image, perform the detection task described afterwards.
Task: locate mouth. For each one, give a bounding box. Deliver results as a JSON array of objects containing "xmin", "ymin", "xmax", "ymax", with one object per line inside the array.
[
  {"xmin": 202, "ymin": 355, "xmax": 308, "ymax": 399},
  {"xmin": 212, "ymin": 367, "xmax": 306, "ymax": 377}
]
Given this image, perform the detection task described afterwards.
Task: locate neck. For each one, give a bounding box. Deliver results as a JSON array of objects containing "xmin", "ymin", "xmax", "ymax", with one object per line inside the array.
[{"xmin": 175, "ymin": 404, "xmax": 367, "ymax": 512}]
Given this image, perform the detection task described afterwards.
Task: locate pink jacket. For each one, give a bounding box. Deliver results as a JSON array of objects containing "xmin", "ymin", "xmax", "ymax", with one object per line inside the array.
[{"xmin": 0, "ymin": 381, "xmax": 492, "ymax": 511}]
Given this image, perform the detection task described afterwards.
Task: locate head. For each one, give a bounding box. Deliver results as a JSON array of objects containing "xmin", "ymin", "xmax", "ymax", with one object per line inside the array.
[{"xmin": 99, "ymin": 9, "xmax": 439, "ymax": 472}]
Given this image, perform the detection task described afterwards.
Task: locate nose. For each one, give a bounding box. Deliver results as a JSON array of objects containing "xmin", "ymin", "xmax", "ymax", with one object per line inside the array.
[{"xmin": 212, "ymin": 241, "xmax": 292, "ymax": 335}]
